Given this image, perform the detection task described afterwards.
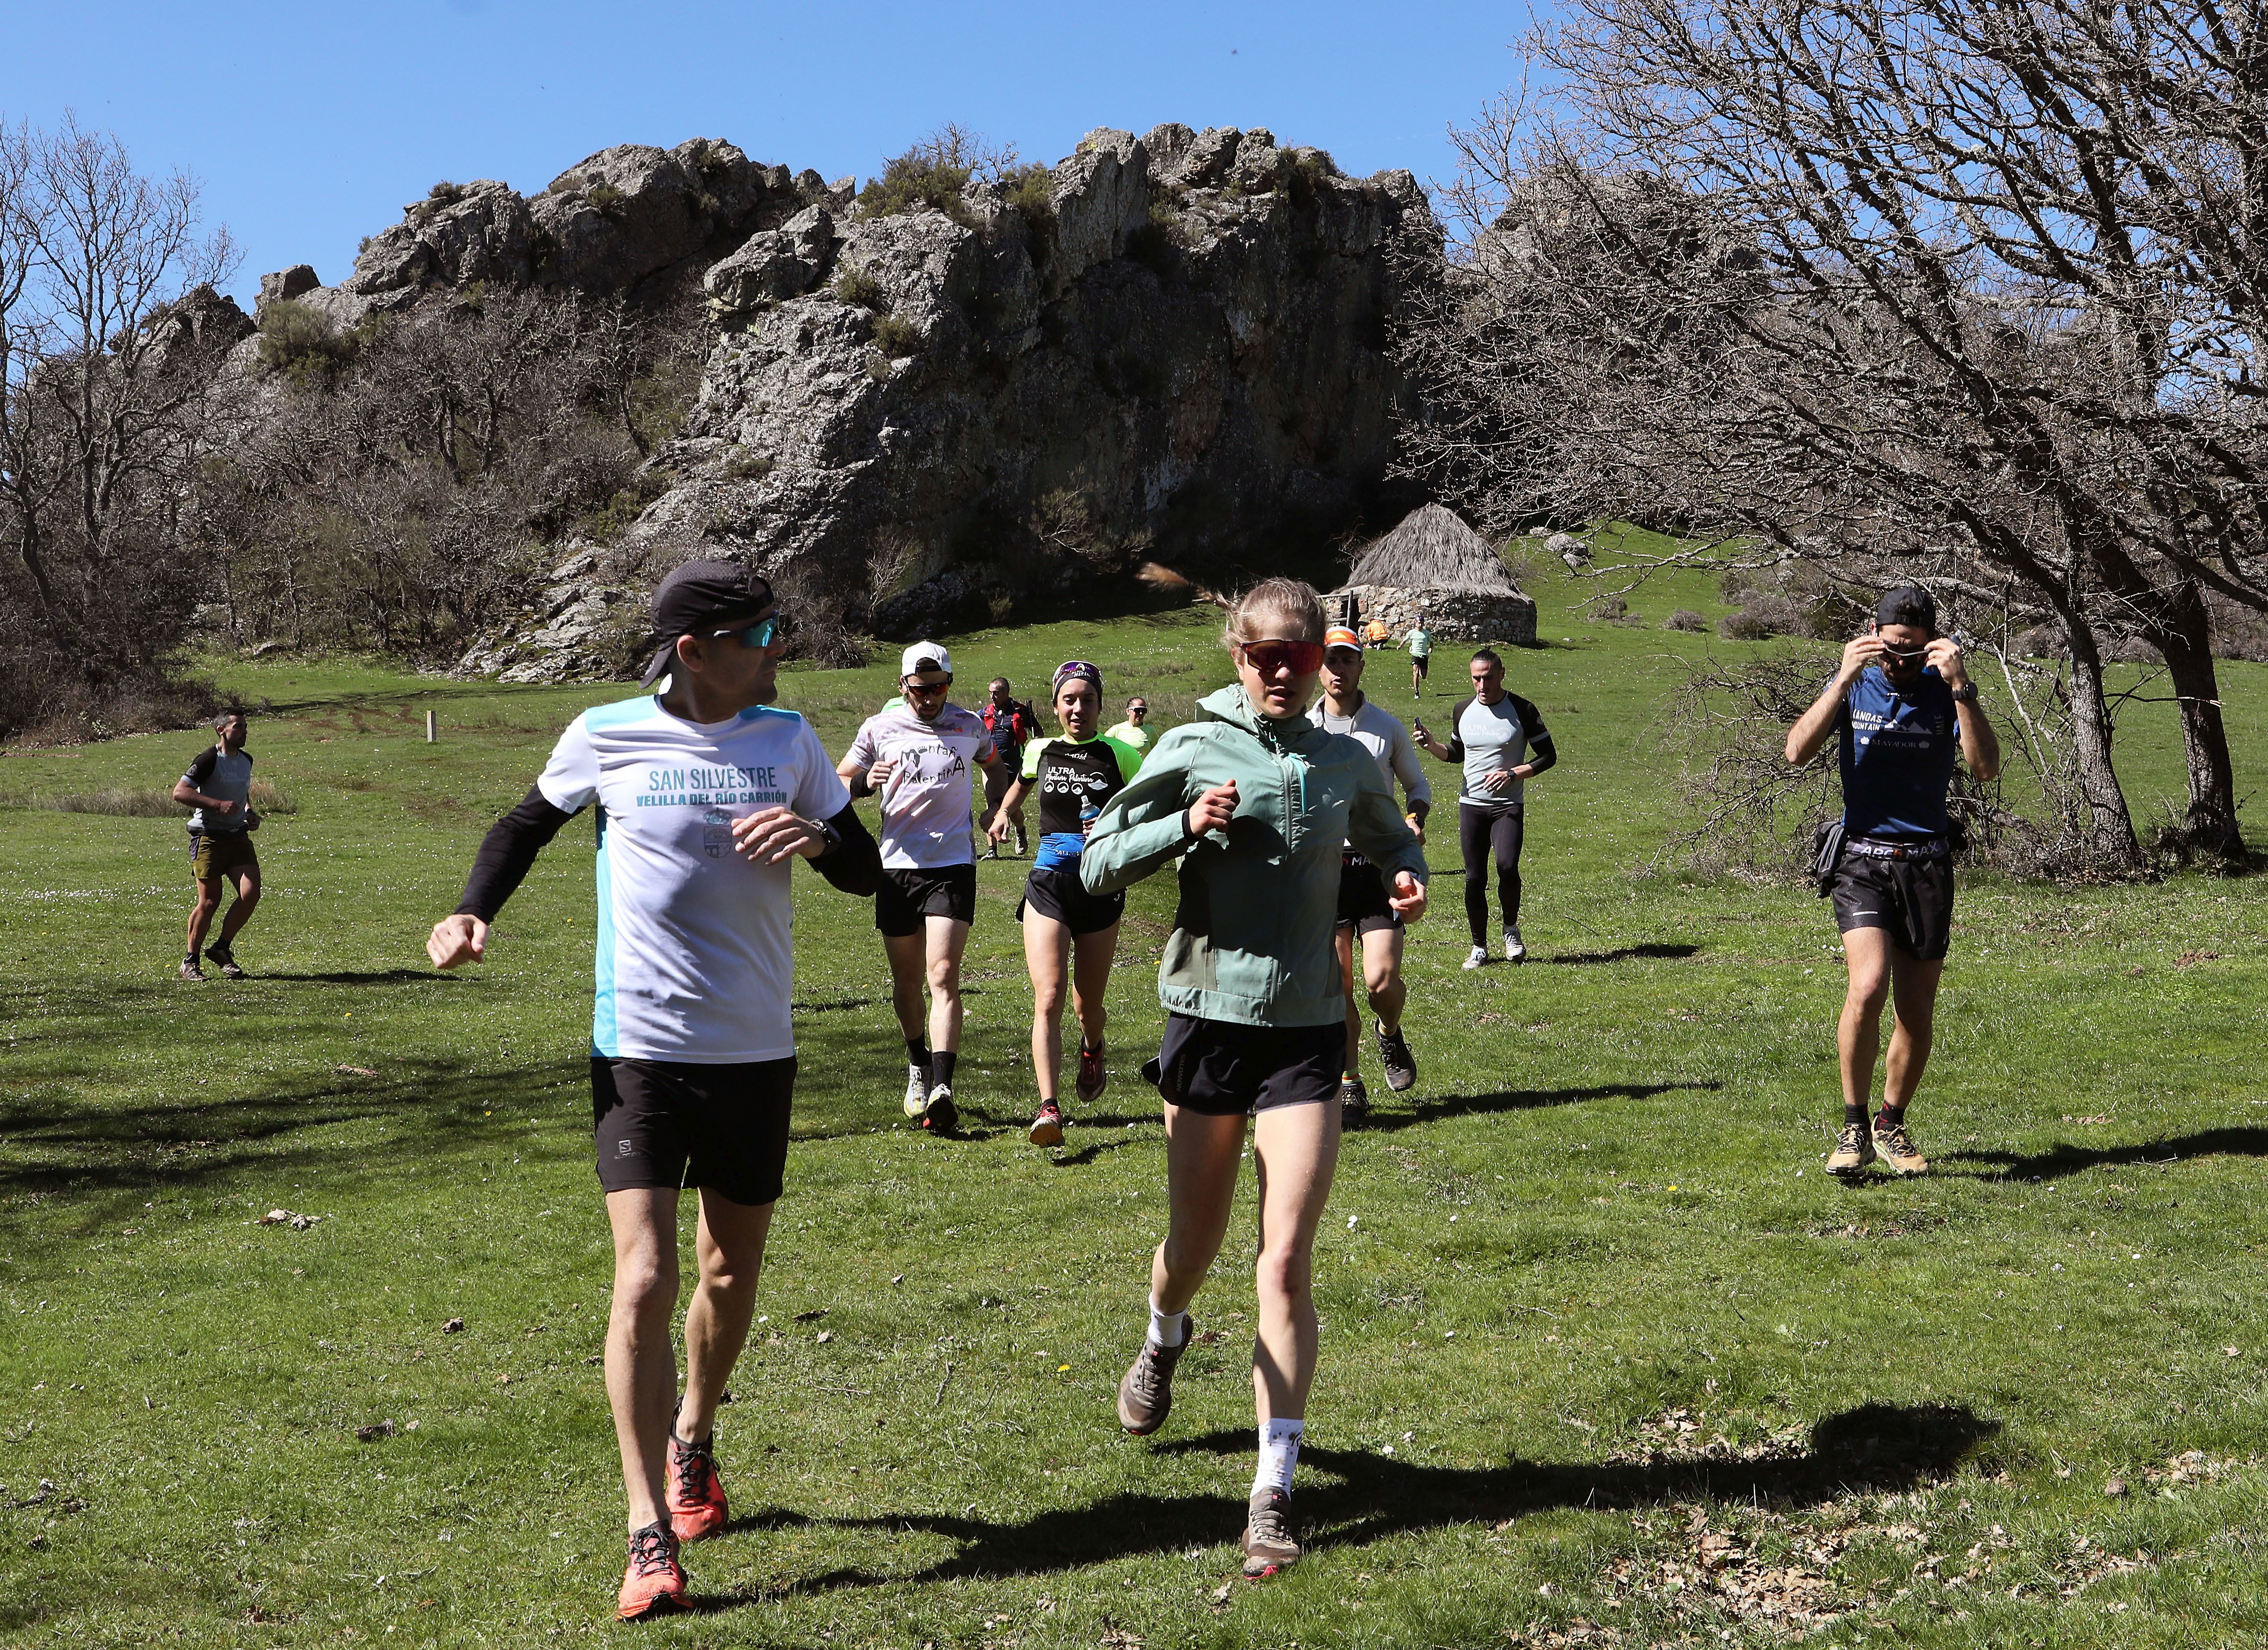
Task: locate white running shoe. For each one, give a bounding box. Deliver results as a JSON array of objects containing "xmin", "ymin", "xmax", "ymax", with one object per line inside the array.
[
  {"xmin": 902, "ymin": 1064, "xmax": 928, "ymax": 1118},
  {"xmin": 1462, "ymin": 944, "xmax": 1488, "ymax": 971},
  {"xmin": 1503, "ymin": 927, "xmax": 1526, "ymax": 963}
]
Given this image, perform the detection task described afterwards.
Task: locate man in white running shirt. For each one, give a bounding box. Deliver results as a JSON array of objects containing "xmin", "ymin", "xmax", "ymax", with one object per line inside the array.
[
  {"xmin": 839, "ymin": 642, "xmax": 997, "ymax": 1131},
  {"xmin": 1413, "ymin": 648, "xmax": 1556, "ymax": 968},
  {"xmin": 1309, "ymin": 627, "xmax": 1431, "ymax": 1119},
  {"xmin": 424, "ymin": 561, "xmax": 882, "ymax": 1621}
]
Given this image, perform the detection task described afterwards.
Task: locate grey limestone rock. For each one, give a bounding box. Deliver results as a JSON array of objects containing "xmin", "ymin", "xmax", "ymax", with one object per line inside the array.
[
  {"xmin": 258, "ymin": 264, "xmax": 320, "ymax": 309},
  {"xmin": 705, "ymin": 204, "xmax": 837, "ymax": 316}
]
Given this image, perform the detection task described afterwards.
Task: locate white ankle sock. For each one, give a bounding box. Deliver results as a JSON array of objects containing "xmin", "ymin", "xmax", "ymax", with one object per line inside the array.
[
  {"xmin": 1146, "ymin": 1294, "xmax": 1187, "ymax": 1349},
  {"xmin": 1253, "ymin": 1417, "xmax": 1303, "ymax": 1495}
]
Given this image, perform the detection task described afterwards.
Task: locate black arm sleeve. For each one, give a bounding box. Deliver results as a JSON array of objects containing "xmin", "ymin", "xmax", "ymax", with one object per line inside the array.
[
  {"xmin": 1513, "ymin": 694, "xmax": 1558, "ymax": 775},
  {"xmin": 810, "ymin": 802, "xmax": 883, "ymax": 896},
  {"xmin": 454, "ymin": 785, "xmax": 579, "ymax": 921},
  {"xmin": 1436, "ymin": 697, "xmax": 1472, "ymax": 763},
  {"xmin": 184, "ymin": 747, "xmax": 217, "ymax": 786}
]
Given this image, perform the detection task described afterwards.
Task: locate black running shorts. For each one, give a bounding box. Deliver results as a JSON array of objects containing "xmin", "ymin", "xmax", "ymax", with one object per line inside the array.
[
  {"xmin": 1017, "ymin": 863, "xmax": 1125, "ymax": 935},
  {"xmin": 1141, "ymin": 1013, "xmax": 1345, "ymax": 1117},
  {"xmin": 875, "ymin": 864, "xmax": 977, "ymax": 936},
  {"xmin": 1829, "ymin": 851, "xmax": 1953, "ymax": 962},
  {"xmin": 1335, "ymin": 853, "xmax": 1401, "ymax": 935},
  {"xmin": 1412, "ymin": 656, "xmax": 1430, "ymax": 677},
  {"xmin": 590, "ymin": 1056, "xmax": 795, "ymax": 1206}
]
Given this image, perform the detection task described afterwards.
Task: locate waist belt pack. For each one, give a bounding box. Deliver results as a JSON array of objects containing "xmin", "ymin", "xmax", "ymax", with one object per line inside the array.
[
  {"xmin": 1846, "ymin": 836, "xmax": 1952, "ymax": 862},
  {"xmin": 1811, "ymin": 822, "xmax": 1953, "ymax": 896}
]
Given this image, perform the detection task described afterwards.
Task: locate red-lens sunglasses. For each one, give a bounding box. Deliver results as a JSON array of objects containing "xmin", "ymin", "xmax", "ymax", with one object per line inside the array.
[{"xmin": 1238, "ymin": 639, "xmax": 1325, "ymax": 678}]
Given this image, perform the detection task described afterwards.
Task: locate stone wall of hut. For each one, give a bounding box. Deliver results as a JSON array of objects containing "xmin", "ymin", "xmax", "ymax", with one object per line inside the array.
[{"xmin": 1338, "ymin": 584, "xmax": 1538, "ymax": 647}]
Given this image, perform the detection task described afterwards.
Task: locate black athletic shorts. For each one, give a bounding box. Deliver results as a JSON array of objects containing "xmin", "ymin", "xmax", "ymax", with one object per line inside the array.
[
  {"xmin": 1335, "ymin": 853, "xmax": 1401, "ymax": 935},
  {"xmin": 875, "ymin": 863, "xmax": 977, "ymax": 936},
  {"xmin": 1141, "ymin": 1013, "xmax": 1345, "ymax": 1117},
  {"xmin": 1830, "ymin": 850, "xmax": 1953, "ymax": 962},
  {"xmin": 590, "ymin": 1056, "xmax": 795, "ymax": 1206},
  {"xmin": 1411, "ymin": 655, "xmax": 1430, "ymax": 677},
  {"xmin": 1018, "ymin": 864, "xmax": 1125, "ymax": 935}
]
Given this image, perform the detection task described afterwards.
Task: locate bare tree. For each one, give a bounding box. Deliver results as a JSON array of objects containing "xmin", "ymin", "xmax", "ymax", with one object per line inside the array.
[
  {"xmin": 0, "ymin": 113, "xmax": 237, "ymax": 734},
  {"xmin": 1399, "ymin": 0, "xmax": 2268, "ymax": 868}
]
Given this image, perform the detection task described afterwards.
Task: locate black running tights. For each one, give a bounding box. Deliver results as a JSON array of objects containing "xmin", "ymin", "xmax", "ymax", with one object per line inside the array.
[{"xmin": 1458, "ymin": 803, "xmax": 1525, "ymax": 945}]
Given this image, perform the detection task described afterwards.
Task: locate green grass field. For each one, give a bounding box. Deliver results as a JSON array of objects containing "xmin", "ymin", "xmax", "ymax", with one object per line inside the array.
[{"xmin": 5, "ymin": 547, "xmax": 2268, "ymax": 1648}]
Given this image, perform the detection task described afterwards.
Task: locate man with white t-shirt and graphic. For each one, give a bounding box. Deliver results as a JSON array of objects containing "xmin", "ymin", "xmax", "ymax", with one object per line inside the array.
[
  {"xmin": 424, "ymin": 561, "xmax": 882, "ymax": 1621},
  {"xmin": 1308, "ymin": 627, "xmax": 1431, "ymax": 1120},
  {"xmin": 1413, "ymin": 647, "xmax": 1556, "ymax": 968},
  {"xmin": 839, "ymin": 643, "xmax": 997, "ymax": 1132}
]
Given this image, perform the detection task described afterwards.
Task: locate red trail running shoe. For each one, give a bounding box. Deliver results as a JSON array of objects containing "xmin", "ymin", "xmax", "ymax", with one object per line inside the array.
[
  {"xmin": 666, "ymin": 1431, "xmax": 729, "ymax": 1543},
  {"xmin": 616, "ymin": 1521, "xmax": 687, "ymax": 1620}
]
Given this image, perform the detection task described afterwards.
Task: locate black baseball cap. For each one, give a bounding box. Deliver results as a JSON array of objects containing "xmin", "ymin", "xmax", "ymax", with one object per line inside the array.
[
  {"xmin": 1873, "ymin": 585, "xmax": 1938, "ymax": 632},
  {"xmin": 640, "ymin": 559, "xmax": 776, "ymax": 687}
]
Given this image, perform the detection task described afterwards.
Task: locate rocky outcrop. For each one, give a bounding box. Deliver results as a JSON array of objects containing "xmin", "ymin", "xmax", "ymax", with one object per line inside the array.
[
  {"xmin": 467, "ymin": 124, "xmax": 1435, "ymax": 678},
  {"xmin": 272, "ymin": 138, "xmax": 822, "ymax": 333}
]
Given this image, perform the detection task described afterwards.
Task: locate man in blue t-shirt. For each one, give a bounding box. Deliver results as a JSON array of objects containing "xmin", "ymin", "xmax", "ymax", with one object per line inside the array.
[{"xmin": 1785, "ymin": 586, "xmax": 1999, "ymax": 1179}]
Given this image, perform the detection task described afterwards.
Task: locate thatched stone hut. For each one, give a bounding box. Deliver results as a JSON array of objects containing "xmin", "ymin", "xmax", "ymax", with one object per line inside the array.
[{"xmin": 1333, "ymin": 504, "xmax": 1538, "ymax": 645}]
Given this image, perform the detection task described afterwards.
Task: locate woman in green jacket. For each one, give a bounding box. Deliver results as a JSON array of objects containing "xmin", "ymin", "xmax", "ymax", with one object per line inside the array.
[{"xmin": 1080, "ymin": 578, "xmax": 1429, "ymax": 1578}]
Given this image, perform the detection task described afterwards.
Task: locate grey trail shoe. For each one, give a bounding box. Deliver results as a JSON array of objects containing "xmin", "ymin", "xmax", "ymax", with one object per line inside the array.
[
  {"xmin": 1116, "ymin": 1322, "xmax": 1193, "ymax": 1436},
  {"xmin": 1240, "ymin": 1487, "xmax": 1302, "ymax": 1577},
  {"xmin": 1375, "ymin": 1020, "xmax": 1417, "ymax": 1092}
]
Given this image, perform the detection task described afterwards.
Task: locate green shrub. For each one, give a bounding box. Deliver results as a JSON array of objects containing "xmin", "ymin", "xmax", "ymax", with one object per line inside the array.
[
  {"xmin": 870, "ymin": 315, "xmax": 922, "ymax": 359},
  {"xmin": 832, "ymin": 266, "xmax": 886, "ymax": 310},
  {"xmin": 256, "ymin": 299, "xmax": 358, "ymax": 388},
  {"xmin": 1001, "ymin": 163, "xmax": 1055, "ymax": 219},
  {"xmin": 857, "ymin": 151, "xmax": 976, "ymax": 226},
  {"xmin": 581, "ymin": 468, "xmax": 674, "ymax": 543},
  {"xmin": 717, "ymin": 446, "xmax": 773, "ymax": 482},
  {"xmin": 586, "ymin": 181, "xmax": 625, "ymax": 215}
]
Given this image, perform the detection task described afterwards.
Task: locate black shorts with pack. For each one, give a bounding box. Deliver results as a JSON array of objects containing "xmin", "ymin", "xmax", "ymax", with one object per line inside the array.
[
  {"xmin": 591, "ymin": 1056, "xmax": 795, "ymax": 1206},
  {"xmin": 875, "ymin": 863, "xmax": 977, "ymax": 936},
  {"xmin": 1017, "ymin": 863, "xmax": 1124, "ymax": 935},
  {"xmin": 1335, "ymin": 852, "xmax": 1401, "ymax": 935},
  {"xmin": 1140, "ymin": 1014, "xmax": 1345, "ymax": 1117},
  {"xmin": 1829, "ymin": 842, "xmax": 1954, "ymax": 961}
]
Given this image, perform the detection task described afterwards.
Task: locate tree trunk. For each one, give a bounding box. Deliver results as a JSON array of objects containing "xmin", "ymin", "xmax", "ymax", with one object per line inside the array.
[
  {"xmin": 2142, "ymin": 582, "xmax": 2247, "ymax": 864},
  {"xmin": 2060, "ymin": 611, "xmax": 2143, "ymax": 871}
]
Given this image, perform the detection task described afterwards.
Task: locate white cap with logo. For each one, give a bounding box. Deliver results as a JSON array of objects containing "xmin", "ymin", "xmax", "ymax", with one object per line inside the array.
[{"xmin": 899, "ymin": 641, "xmax": 952, "ymax": 678}]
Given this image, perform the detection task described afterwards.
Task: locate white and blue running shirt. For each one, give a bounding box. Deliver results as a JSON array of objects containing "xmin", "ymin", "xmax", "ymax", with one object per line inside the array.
[{"xmin": 535, "ymin": 695, "xmax": 851, "ymax": 1064}]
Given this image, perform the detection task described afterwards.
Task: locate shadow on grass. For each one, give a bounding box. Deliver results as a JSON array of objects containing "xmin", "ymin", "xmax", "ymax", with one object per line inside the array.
[
  {"xmin": 0, "ymin": 1058, "xmax": 572, "ymax": 1204},
  {"xmin": 1941, "ymin": 1127, "xmax": 2268, "ymax": 1183},
  {"xmin": 1356, "ymin": 1080, "xmax": 1722, "ymax": 1133},
  {"xmin": 1541, "ymin": 943, "xmax": 1703, "ymax": 966},
  {"xmin": 748, "ymin": 1401, "xmax": 1995, "ymax": 1596},
  {"xmin": 252, "ymin": 969, "xmax": 452, "ymax": 985}
]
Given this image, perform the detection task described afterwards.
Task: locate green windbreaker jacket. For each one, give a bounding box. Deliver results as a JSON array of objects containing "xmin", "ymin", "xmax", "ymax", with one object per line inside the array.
[{"xmin": 1080, "ymin": 684, "xmax": 1430, "ymax": 1027}]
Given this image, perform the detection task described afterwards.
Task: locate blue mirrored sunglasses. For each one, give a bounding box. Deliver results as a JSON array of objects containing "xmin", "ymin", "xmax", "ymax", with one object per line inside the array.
[{"xmin": 710, "ymin": 615, "xmax": 783, "ymax": 650}]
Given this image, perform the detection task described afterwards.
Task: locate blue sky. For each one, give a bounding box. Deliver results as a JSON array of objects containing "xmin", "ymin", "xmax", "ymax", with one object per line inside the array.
[{"xmin": 4, "ymin": 1, "xmax": 1536, "ymax": 310}]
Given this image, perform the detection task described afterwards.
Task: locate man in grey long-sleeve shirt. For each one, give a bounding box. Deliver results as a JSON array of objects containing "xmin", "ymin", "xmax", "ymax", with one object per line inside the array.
[{"xmin": 1309, "ymin": 628, "xmax": 1432, "ymax": 1116}]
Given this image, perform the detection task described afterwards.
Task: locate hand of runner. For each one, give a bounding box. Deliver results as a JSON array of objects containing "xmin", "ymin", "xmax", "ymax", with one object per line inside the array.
[
  {"xmin": 986, "ymin": 809, "xmax": 1015, "ymax": 846},
  {"xmin": 1481, "ymin": 768, "xmax": 1514, "ymax": 793},
  {"xmin": 1404, "ymin": 811, "xmax": 1426, "ymax": 846},
  {"xmin": 864, "ymin": 756, "xmax": 899, "ymax": 793},
  {"xmin": 1387, "ymin": 870, "xmax": 1428, "ymax": 922},
  {"xmin": 1925, "ymin": 635, "xmax": 1969, "ymax": 687},
  {"xmin": 1840, "ymin": 632, "xmax": 1886, "ymax": 682},
  {"xmin": 426, "ymin": 913, "xmax": 489, "ymax": 969},
  {"xmin": 1186, "ymin": 779, "xmax": 1239, "ymax": 839},
  {"xmin": 211, "ymin": 797, "xmax": 240, "ymax": 816},
  {"xmin": 732, "ymin": 806, "xmax": 830, "ymax": 864}
]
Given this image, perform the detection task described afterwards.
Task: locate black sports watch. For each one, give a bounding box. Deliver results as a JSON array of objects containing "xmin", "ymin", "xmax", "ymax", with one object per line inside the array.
[
  {"xmin": 811, "ymin": 817, "xmax": 843, "ymax": 856},
  {"xmin": 1949, "ymin": 682, "xmax": 1979, "ymax": 705}
]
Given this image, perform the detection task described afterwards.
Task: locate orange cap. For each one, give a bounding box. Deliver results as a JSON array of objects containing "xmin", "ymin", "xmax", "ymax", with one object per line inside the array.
[{"xmin": 1323, "ymin": 626, "xmax": 1364, "ymax": 652}]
